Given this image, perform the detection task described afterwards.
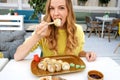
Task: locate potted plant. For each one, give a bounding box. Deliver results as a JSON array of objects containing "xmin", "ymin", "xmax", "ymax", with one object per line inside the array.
[
  {"xmin": 9, "ymin": 9, "xmax": 14, "ymax": 15},
  {"xmin": 99, "ymin": 0, "xmax": 110, "ymax": 6},
  {"xmin": 78, "ymin": 0, "xmax": 88, "ymax": 6},
  {"xmin": 28, "ymin": 0, "xmax": 47, "ymax": 20}
]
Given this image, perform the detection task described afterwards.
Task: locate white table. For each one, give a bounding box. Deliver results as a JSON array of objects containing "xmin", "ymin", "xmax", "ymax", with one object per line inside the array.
[
  {"xmin": 0, "ymin": 57, "xmax": 120, "ymax": 80},
  {"xmin": 0, "ymin": 58, "xmax": 9, "ymax": 71},
  {"xmin": 96, "ymin": 17, "xmax": 115, "ymax": 38},
  {"xmin": 0, "ymin": 15, "xmax": 24, "ymax": 30}
]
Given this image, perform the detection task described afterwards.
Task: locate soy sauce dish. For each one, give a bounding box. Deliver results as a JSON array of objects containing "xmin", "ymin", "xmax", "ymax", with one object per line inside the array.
[{"xmin": 88, "ymin": 70, "xmax": 104, "ymax": 80}]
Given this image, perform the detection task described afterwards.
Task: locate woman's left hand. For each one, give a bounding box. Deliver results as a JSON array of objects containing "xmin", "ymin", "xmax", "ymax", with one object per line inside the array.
[{"xmin": 85, "ymin": 51, "xmax": 96, "ymax": 62}]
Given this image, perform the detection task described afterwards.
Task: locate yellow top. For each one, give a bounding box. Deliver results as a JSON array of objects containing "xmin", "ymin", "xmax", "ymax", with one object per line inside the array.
[
  {"xmin": 0, "ymin": 52, "xmax": 4, "ymax": 58},
  {"xmin": 30, "ymin": 24, "xmax": 85, "ymax": 57}
]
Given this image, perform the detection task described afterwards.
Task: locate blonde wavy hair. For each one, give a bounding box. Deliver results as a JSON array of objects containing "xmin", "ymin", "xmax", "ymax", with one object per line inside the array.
[{"xmin": 44, "ymin": 0, "xmax": 78, "ymax": 55}]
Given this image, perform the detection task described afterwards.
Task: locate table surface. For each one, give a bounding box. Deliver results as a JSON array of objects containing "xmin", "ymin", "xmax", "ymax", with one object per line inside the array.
[
  {"xmin": 96, "ymin": 17, "xmax": 115, "ymax": 21},
  {"xmin": 0, "ymin": 58, "xmax": 9, "ymax": 71},
  {"xmin": 0, "ymin": 57, "xmax": 120, "ymax": 80}
]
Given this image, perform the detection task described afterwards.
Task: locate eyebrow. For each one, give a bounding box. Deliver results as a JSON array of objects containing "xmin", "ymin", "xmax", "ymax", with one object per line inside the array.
[{"xmin": 50, "ymin": 4, "xmax": 66, "ymax": 7}]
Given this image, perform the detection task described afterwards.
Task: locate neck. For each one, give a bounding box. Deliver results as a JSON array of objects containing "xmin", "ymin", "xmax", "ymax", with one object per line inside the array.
[{"xmin": 58, "ymin": 25, "xmax": 66, "ymax": 29}]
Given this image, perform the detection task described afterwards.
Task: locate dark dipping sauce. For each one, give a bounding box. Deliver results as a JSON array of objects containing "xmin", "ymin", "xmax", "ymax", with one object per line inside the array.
[{"xmin": 89, "ymin": 74, "xmax": 101, "ymax": 79}]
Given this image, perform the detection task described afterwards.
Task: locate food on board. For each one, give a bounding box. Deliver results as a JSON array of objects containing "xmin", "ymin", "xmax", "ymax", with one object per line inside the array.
[{"xmin": 38, "ymin": 58, "xmax": 70, "ymax": 72}]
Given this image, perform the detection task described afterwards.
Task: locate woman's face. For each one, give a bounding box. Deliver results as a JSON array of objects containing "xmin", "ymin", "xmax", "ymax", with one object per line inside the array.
[{"xmin": 50, "ymin": 0, "xmax": 68, "ymax": 28}]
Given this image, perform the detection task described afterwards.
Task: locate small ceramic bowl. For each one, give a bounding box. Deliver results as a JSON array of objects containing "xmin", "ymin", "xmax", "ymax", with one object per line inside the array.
[{"xmin": 88, "ymin": 70, "xmax": 104, "ymax": 80}]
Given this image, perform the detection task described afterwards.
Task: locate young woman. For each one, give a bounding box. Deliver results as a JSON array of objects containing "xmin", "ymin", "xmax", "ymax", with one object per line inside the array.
[{"xmin": 14, "ymin": 0, "xmax": 96, "ymax": 61}]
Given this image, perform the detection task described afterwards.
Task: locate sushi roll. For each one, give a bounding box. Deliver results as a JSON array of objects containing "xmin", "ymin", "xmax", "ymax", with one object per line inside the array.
[
  {"xmin": 51, "ymin": 59, "xmax": 57, "ymax": 63},
  {"xmin": 80, "ymin": 65, "xmax": 85, "ymax": 68},
  {"xmin": 38, "ymin": 61, "xmax": 47, "ymax": 71},
  {"xmin": 57, "ymin": 60, "xmax": 63, "ymax": 64},
  {"xmin": 43, "ymin": 58, "xmax": 51, "ymax": 63},
  {"xmin": 70, "ymin": 63, "xmax": 75, "ymax": 68},
  {"xmin": 47, "ymin": 63, "xmax": 56, "ymax": 72},
  {"xmin": 54, "ymin": 62, "xmax": 62, "ymax": 72},
  {"xmin": 39, "ymin": 76, "xmax": 66, "ymax": 80},
  {"xmin": 54, "ymin": 19, "xmax": 61, "ymax": 27},
  {"xmin": 75, "ymin": 64, "xmax": 81, "ymax": 69},
  {"xmin": 62, "ymin": 62, "xmax": 70, "ymax": 70}
]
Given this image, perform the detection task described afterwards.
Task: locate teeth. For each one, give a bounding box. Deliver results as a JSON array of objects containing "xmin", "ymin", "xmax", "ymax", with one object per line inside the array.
[{"xmin": 54, "ymin": 19, "xmax": 61, "ymax": 27}]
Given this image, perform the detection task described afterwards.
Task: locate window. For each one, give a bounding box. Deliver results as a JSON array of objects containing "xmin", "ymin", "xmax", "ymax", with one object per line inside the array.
[{"xmin": 72, "ymin": 0, "xmax": 119, "ymax": 13}]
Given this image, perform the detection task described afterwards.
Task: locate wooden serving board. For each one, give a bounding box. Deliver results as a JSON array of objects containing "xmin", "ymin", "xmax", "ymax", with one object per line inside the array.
[{"xmin": 31, "ymin": 55, "xmax": 86, "ymax": 76}]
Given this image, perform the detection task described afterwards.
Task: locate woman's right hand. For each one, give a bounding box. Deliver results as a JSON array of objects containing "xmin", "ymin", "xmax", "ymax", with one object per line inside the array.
[
  {"xmin": 14, "ymin": 21, "xmax": 49, "ymax": 61},
  {"xmin": 35, "ymin": 21, "xmax": 49, "ymax": 39}
]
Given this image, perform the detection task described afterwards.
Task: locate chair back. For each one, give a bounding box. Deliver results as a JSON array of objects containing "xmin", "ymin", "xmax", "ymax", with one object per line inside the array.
[
  {"xmin": 86, "ymin": 16, "xmax": 100, "ymax": 27},
  {"xmin": 111, "ymin": 19, "xmax": 120, "ymax": 27},
  {"xmin": 85, "ymin": 16, "xmax": 93, "ymax": 27},
  {"xmin": 85, "ymin": 16, "xmax": 92, "ymax": 23}
]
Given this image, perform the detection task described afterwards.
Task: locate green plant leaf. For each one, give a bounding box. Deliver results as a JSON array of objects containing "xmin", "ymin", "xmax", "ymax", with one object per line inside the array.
[{"xmin": 28, "ymin": 0, "xmax": 47, "ymax": 19}]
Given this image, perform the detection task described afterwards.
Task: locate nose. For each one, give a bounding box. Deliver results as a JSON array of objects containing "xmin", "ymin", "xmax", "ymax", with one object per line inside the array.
[{"xmin": 54, "ymin": 9, "xmax": 59, "ymax": 16}]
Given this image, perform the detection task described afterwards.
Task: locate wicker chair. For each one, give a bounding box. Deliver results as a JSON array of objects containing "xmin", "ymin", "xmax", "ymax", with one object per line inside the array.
[
  {"xmin": 85, "ymin": 16, "xmax": 101, "ymax": 38},
  {"xmin": 104, "ymin": 18, "xmax": 120, "ymax": 42}
]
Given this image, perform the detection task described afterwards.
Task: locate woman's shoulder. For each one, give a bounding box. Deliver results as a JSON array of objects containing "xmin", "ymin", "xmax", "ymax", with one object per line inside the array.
[{"xmin": 75, "ymin": 24, "xmax": 83, "ymax": 32}]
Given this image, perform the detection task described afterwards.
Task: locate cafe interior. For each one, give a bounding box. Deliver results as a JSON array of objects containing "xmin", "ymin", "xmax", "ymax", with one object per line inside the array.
[{"xmin": 0, "ymin": 0, "xmax": 120, "ymax": 80}]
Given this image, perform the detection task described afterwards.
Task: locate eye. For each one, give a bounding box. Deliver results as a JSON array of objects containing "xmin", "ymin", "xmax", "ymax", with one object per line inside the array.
[
  {"xmin": 49, "ymin": 7, "xmax": 54, "ymax": 10},
  {"xmin": 59, "ymin": 6, "xmax": 65, "ymax": 10}
]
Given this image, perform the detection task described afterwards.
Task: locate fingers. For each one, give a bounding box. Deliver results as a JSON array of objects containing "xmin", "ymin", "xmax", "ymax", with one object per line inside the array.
[
  {"xmin": 36, "ymin": 21, "xmax": 48, "ymax": 34},
  {"xmin": 86, "ymin": 51, "xmax": 97, "ymax": 62},
  {"xmin": 35, "ymin": 21, "xmax": 48, "ymax": 38}
]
